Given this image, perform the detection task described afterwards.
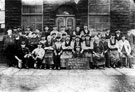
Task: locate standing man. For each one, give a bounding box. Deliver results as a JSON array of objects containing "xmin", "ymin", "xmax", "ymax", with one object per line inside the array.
[
  {"xmin": 50, "ymin": 26, "xmax": 58, "ymax": 38},
  {"xmin": 25, "ymin": 27, "xmax": 33, "ymax": 38},
  {"xmin": 13, "ymin": 27, "xmax": 18, "ymax": 35},
  {"xmin": 60, "ymin": 26, "xmax": 67, "ymax": 42},
  {"xmin": 73, "ymin": 26, "xmax": 82, "ymax": 37},
  {"xmin": 54, "ymin": 36, "xmax": 63, "ymax": 70},
  {"xmin": 105, "ymin": 29, "xmax": 111, "ymax": 40},
  {"xmin": 50, "ymin": 26, "xmax": 59, "ymax": 43},
  {"xmin": 13, "ymin": 27, "xmax": 21, "ymax": 49},
  {"xmin": 2, "ymin": 29, "xmax": 16, "ymax": 67},
  {"xmin": 127, "ymin": 30, "xmax": 135, "ymax": 56},
  {"xmin": 81, "ymin": 25, "xmax": 91, "ymax": 36},
  {"xmin": 44, "ymin": 35, "xmax": 54, "ymax": 69},
  {"xmin": 42, "ymin": 26, "xmax": 50, "ymax": 39},
  {"xmin": 115, "ymin": 30, "xmax": 122, "ymax": 41}
]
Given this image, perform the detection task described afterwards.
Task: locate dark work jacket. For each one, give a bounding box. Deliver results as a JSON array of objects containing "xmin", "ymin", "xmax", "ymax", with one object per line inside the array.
[
  {"xmin": 42, "ymin": 31, "xmax": 50, "ymax": 39},
  {"xmin": 93, "ymin": 41, "xmax": 104, "ymax": 54},
  {"xmin": 66, "ymin": 29, "xmax": 73, "ymax": 36},
  {"xmin": 15, "ymin": 47, "xmax": 30, "ymax": 60},
  {"xmin": 82, "ymin": 29, "xmax": 90, "ymax": 35},
  {"xmin": 105, "ymin": 34, "xmax": 111, "ymax": 39},
  {"xmin": 2, "ymin": 35, "xmax": 16, "ymax": 54}
]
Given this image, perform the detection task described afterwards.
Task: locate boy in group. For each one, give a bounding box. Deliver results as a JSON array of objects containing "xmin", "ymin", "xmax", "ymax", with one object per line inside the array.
[{"xmin": 31, "ymin": 42, "xmax": 45, "ymax": 69}]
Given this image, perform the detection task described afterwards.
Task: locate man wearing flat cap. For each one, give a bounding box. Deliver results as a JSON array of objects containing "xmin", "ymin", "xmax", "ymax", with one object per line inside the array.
[
  {"xmin": 81, "ymin": 25, "xmax": 91, "ymax": 36},
  {"xmin": 3, "ymin": 29, "xmax": 16, "ymax": 67},
  {"xmin": 31, "ymin": 42, "xmax": 45, "ymax": 69},
  {"xmin": 60, "ymin": 26, "xmax": 68, "ymax": 42},
  {"xmin": 115, "ymin": 30, "xmax": 122, "ymax": 41},
  {"xmin": 15, "ymin": 41, "xmax": 31, "ymax": 69}
]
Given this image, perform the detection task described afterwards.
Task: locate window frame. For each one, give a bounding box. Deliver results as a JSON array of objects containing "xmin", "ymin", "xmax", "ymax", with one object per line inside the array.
[
  {"xmin": 0, "ymin": 0, "xmax": 5, "ymax": 29},
  {"xmin": 88, "ymin": 0, "xmax": 110, "ymax": 31},
  {"xmin": 21, "ymin": 0, "xmax": 43, "ymax": 31}
]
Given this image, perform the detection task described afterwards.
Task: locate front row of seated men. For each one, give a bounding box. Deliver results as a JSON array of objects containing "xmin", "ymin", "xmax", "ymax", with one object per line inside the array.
[{"xmin": 14, "ymin": 32, "xmax": 133, "ymax": 69}]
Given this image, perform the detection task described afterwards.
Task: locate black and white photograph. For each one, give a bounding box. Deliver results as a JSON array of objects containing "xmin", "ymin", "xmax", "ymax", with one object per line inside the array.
[{"xmin": 0, "ymin": 0, "xmax": 135, "ymax": 92}]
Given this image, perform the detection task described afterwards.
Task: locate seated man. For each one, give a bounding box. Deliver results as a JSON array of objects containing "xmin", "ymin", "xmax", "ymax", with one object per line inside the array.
[
  {"xmin": 81, "ymin": 25, "xmax": 91, "ymax": 36},
  {"xmin": 81, "ymin": 35, "xmax": 93, "ymax": 68},
  {"xmin": 108, "ymin": 34, "xmax": 120, "ymax": 68},
  {"xmin": 44, "ymin": 35, "xmax": 54, "ymax": 69},
  {"xmin": 119, "ymin": 34, "xmax": 132, "ymax": 68},
  {"xmin": 54, "ymin": 36, "xmax": 63, "ymax": 70},
  {"xmin": 50, "ymin": 26, "xmax": 58, "ymax": 39},
  {"xmin": 61, "ymin": 35, "xmax": 74, "ymax": 68},
  {"xmin": 31, "ymin": 42, "xmax": 45, "ymax": 69},
  {"xmin": 73, "ymin": 26, "xmax": 82, "ymax": 37},
  {"xmin": 73, "ymin": 36, "xmax": 82, "ymax": 58},
  {"xmin": 15, "ymin": 41, "xmax": 31, "ymax": 69},
  {"xmin": 93, "ymin": 37, "xmax": 106, "ymax": 68}
]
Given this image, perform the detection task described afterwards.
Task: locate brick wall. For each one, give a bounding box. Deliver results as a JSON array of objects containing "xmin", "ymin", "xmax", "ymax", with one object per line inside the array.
[
  {"xmin": 130, "ymin": 0, "xmax": 135, "ymax": 29},
  {"xmin": 76, "ymin": 0, "xmax": 88, "ymax": 27},
  {"xmin": 110, "ymin": 0, "xmax": 130, "ymax": 33},
  {"xmin": 5, "ymin": 0, "xmax": 21, "ymax": 30},
  {"xmin": 43, "ymin": 1, "xmax": 59, "ymax": 29}
]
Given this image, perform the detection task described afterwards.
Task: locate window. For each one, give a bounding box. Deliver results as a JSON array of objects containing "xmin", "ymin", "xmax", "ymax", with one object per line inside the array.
[
  {"xmin": 88, "ymin": 0, "xmax": 110, "ymax": 31},
  {"xmin": 0, "ymin": 0, "xmax": 5, "ymax": 29},
  {"xmin": 22, "ymin": 0, "xmax": 43, "ymax": 31}
]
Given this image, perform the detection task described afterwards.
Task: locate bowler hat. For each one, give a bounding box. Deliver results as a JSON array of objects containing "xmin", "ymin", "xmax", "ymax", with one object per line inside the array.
[{"xmin": 116, "ymin": 30, "xmax": 121, "ymax": 33}]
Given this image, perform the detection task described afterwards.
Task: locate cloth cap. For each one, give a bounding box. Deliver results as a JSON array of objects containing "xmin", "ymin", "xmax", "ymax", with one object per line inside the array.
[
  {"xmin": 21, "ymin": 41, "xmax": 26, "ymax": 45},
  {"xmin": 116, "ymin": 30, "xmax": 121, "ymax": 33}
]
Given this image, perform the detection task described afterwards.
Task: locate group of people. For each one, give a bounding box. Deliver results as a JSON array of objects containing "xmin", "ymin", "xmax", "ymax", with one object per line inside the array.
[{"xmin": 2, "ymin": 25, "xmax": 135, "ymax": 69}]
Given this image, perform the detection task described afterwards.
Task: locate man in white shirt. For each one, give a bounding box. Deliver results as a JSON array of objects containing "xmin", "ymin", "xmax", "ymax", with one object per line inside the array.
[
  {"xmin": 118, "ymin": 34, "xmax": 132, "ymax": 68},
  {"xmin": 31, "ymin": 42, "xmax": 45, "ymax": 69}
]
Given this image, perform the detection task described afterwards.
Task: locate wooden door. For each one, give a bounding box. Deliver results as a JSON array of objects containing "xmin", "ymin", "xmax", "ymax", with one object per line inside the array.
[
  {"xmin": 56, "ymin": 17, "xmax": 65, "ymax": 30},
  {"xmin": 66, "ymin": 17, "xmax": 75, "ymax": 30},
  {"xmin": 56, "ymin": 16, "xmax": 75, "ymax": 30}
]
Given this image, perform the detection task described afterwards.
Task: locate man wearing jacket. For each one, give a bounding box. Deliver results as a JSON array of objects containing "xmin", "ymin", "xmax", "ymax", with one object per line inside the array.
[{"xmin": 118, "ymin": 34, "xmax": 132, "ymax": 68}]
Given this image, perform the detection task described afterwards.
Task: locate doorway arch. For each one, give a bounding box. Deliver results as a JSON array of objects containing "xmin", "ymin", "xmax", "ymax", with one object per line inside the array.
[{"xmin": 55, "ymin": 5, "xmax": 76, "ymax": 30}]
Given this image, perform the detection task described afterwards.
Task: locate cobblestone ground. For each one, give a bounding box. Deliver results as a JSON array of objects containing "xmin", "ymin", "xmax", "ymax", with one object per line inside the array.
[{"xmin": 0, "ymin": 65, "xmax": 135, "ymax": 92}]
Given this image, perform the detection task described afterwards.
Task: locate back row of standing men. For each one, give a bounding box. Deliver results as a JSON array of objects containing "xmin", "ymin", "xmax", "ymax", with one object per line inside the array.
[{"xmin": 2, "ymin": 25, "xmax": 134, "ymax": 69}]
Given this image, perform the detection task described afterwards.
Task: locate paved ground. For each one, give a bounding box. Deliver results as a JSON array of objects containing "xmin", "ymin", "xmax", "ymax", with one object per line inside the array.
[{"xmin": 0, "ymin": 65, "xmax": 135, "ymax": 92}]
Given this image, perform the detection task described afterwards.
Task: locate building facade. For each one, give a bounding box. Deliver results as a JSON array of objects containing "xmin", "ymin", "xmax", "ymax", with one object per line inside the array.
[{"xmin": 3, "ymin": 0, "xmax": 135, "ymax": 33}]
